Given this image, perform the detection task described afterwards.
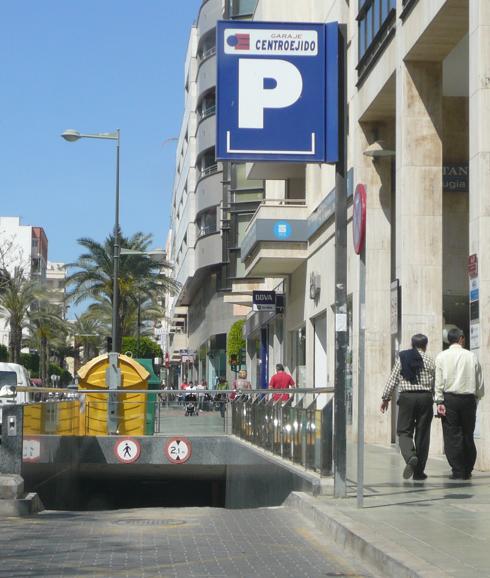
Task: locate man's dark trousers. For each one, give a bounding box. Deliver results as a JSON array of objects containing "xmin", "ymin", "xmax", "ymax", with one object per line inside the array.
[
  {"xmin": 442, "ymin": 393, "xmax": 477, "ymax": 477},
  {"xmin": 397, "ymin": 392, "xmax": 433, "ymax": 474}
]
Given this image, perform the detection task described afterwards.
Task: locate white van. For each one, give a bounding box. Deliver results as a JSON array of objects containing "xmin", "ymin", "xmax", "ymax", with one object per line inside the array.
[{"xmin": 0, "ymin": 362, "xmax": 34, "ymax": 430}]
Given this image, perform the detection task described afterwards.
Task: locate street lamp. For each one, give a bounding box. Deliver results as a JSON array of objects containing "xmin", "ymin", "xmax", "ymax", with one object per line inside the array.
[
  {"xmin": 119, "ymin": 247, "xmax": 173, "ymax": 268},
  {"xmin": 61, "ymin": 129, "xmax": 121, "ymax": 353}
]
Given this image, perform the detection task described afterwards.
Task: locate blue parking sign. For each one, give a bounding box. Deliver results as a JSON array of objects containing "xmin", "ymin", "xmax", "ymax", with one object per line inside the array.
[{"xmin": 216, "ymin": 21, "xmax": 338, "ymax": 164}]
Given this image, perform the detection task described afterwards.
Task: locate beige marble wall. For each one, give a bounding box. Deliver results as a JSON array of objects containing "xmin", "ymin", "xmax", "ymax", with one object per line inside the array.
[
  {"xmin": 396, "ymin": 62, "xmax": 444, "ymax": 353},
  {"xmin": 469, "ymin": 1, "xmax": 490, "ymax": 469},
  {"xmin": 357, "ymin": 124, "xmax": 394, "ymax": 444}
]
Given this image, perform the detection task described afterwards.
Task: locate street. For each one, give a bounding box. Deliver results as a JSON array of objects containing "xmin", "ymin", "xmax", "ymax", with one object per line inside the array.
[{"xmin": 0, "ymin": 506, "xmax": 372, "ymax": 578}]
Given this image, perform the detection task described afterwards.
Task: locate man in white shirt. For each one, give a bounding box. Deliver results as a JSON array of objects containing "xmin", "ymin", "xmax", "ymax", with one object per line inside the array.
[{"xmin": 435, "ymin": 328, "xmax": 485, "ymax": 480}]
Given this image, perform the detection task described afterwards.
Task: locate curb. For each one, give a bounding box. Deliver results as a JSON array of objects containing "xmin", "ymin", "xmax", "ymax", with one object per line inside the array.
[{"xmin": 285, "ymin": 491, "xmax": 447, "ymax": 578}]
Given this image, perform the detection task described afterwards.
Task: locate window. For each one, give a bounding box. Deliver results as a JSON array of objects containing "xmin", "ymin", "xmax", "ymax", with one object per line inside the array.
[
  {"xmin": 231, "ymin": 163, "xmax": 263, "ymax": 191},
  {"xmin": 197, "ymin": 89, "xmax": 216, "ymax": 121},
  {"xmin": 198, "ymin": 147, "xmax": 218, "ymax": 178},
  {"xmin": 228, "ymin": 0, "xmax": 257, "ymax": 18},
  {"xmin": 197, "ymin": 30, "xmax": 216, "ymax": 62},
  {"xmin": 358, "ymin": 0, "xmax": 396, "ymax": 74},
  {"xmin": 196, "ymin": 207, "xmax": 217, "ymax": 238}
]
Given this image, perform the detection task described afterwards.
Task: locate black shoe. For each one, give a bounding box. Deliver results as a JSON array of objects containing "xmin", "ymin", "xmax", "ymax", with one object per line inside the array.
[
  {"xmin": 403, "ymin": 456, "xmax": 418, "ymax": 479},
  {"xmin": 413, "ymin": 473, "xmax": 427, "ymax": 481},
  {"xmin": 449, "ymin": 473, "xmax": 464, "ymax": 480},
  {"xmin": 463, "ymin": 473, "xmax": 472, "ymax": 480}
]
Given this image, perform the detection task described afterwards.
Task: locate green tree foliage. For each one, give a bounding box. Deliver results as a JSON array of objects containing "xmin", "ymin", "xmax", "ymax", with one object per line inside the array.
[
  {"xmin": 66, "ymin": 230, "xmax": 179, "ymax": 351},
  {"xmin": 0, "ymin": 344, "xmax": 8, "ymax": 361},
  {"xmin": 122, "ymin": 336, "xmax": 162, "ymax": 359},
  {"xmin": 0, "ymin": 268, "xmax": 40, "ymax": 363},
  {"xmin": 70, "ymin": 313, "xmax": 104, "ymax": 365},
  {"xmin": 47, "ymin": 363, "xmax": 73, "ymax": 386},
  {"xmin": 20, "ymin": 352, "xmax": 40, "ymax": 376},
  {"xmin": 227, "ymin": 319, "xmax": 245, "ymax": 363},
  {"xmin": 26, "ymin": 302, "xmax": 68, "ymax": 385}
]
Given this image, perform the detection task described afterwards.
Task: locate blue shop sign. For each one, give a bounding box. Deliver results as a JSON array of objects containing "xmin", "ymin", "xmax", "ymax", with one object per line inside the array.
[
  {"xmin": 273, "ymin": 221, "xmax": 292, "ymax": 239},
  {"xmin": 216, "ymin": 21, "xmax": 339, "ymax": 163}
]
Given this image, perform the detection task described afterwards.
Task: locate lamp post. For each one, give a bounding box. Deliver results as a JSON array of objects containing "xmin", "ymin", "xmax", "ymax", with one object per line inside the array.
[{"xmin": 61, "ymin": 129, "xmax": 121, "ymax": 352}]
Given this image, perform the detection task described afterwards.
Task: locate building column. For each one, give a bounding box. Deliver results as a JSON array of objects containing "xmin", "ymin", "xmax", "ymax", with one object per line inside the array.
[
  {"xmin": 396, "ymin": 61, "xmax": 443, "ymax": 354},
  {"xmin": 358, "ymin": 124, "xmax": 393, "ymax": 443},
  {"xmin": 469, "ymin": 2, "xmax": 490, "ymax": 469}
]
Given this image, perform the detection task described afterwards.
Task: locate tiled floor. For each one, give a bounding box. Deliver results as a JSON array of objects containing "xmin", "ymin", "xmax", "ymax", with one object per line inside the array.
[
  {"xmin": 0, "ymin": 506, "xmax": 371, "ymax": 577},
  {"xmin": 320, "ymin": 443, "xmax": 490, "ymax": 577}
]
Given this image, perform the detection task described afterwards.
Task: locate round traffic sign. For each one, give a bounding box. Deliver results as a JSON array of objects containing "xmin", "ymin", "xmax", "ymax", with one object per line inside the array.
[
  {"xmin": 353, "ymin": 184, "xmax": 367, "ymax": 255},
  {"xmin": 164, "ymin": 437, "xmax": 192, "ymax": 464},
  {"xmin": 114, "ymin": 438, "xmax": 141, "ymax": 464}
]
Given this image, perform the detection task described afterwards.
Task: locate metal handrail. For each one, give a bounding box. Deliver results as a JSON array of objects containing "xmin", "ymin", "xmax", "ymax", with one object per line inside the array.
[
  {"xmin": 15, "ymin": 386, "xmax": 334, "ymax": 396},
  {"xmin": 200, "ymin": 164, "xmax": 218, "ymax": 178},
  {"xmin": 244, "ymin": 198, "xmax": 308, "ymax": 233},
  {"xmin": 198, "ymin": 105, "xmax": 216, "ymax": 122},
  {"xmin": 198, "ymin": 46, "xmax": 216, "ymax": 62}
]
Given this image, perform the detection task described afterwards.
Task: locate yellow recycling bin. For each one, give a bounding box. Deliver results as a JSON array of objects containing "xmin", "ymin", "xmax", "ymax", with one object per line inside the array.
[{"xmin": 77, "ymin": 353, "xmax": 150, "ymax": 436}]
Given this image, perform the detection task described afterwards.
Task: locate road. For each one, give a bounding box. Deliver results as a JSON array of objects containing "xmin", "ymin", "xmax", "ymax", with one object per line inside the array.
[{"xmin": 0, "ymin": 506, "xmax": 372, "ymax": 577}]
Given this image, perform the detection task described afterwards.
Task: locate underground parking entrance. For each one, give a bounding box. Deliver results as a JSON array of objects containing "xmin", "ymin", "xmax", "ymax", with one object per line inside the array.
[{"xmin": 20, "ymin": 435, "xmax": 325, "ymax": 511}]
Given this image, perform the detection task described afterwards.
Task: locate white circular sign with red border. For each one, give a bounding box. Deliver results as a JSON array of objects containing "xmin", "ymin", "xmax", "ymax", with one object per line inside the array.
[
  {"xmin": 164, "ymin": 437, "xmax": 192, "ymax": 464},
  {"xmin": 114, "ymin": 438, "xmax": 141, "ymax": 464}
]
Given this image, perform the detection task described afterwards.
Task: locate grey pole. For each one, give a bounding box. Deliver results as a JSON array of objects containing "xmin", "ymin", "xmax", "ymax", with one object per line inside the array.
[
  {"xmin": 112, "ymin": 129, "xmax": 121, "ymax": 353},
  {"xmin": 334, "ymin": 24, "xmax": 348, "ymax": 498},
  {"xmin": 357, "ymin": 245, "xmax": 366, "ymax": 507}
]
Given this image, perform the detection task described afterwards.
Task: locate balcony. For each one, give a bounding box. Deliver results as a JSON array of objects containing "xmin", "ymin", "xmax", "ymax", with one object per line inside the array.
[
  {"xmin": 240, "ymin": 200, "xmax": 309, "ymax": 277},
  {"xmin": 197, "ymin": 54, "xmax": 217, "ymax": 98},
  {"xmin": 197, "ymin": 0, "xmax": 223, "ymax": 37},
  {"xmin": 195, "ymin": 231, "xmax": 222, "ymax": 271},
  {"xmin": 196, "ymin": 169, "xmax": 223, "ymax": 214},
  {"xmin": 196, "ymin": 113, "xmax": 216, "ymax": 156}
]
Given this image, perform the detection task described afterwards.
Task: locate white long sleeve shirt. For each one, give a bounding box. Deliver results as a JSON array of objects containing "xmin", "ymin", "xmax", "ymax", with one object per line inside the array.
[{"xmin": 434, "ymin": 344, "xmax": 485, "ymax": 403}]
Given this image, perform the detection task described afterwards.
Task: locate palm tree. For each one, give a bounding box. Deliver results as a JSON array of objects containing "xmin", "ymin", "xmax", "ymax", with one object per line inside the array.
[
  {"xmin": 66, "ymin": 230, "xmax": 179, "ymax": 351},
  {"xmin": 26, "ymin": 302, "xmax": 68, "ymax": 384},
  {"xmin": 70, "ymin": 313, "xmax": 104, "ymax": 368},
  {"xmin": 0, "ymin": 267, "xmax": 40, "ymax": 363}
]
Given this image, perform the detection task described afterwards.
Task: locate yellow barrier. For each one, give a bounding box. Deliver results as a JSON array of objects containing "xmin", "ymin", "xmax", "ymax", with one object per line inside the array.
[{"xmin": 77, "ymin": 353, "xmax": 149, "ymax": 436}]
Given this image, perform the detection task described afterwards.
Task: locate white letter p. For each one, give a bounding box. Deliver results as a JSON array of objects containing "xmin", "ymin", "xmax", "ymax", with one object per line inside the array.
[{"xmin": 238, "ymin": 59, "xmax": 303, "ymax": 129}]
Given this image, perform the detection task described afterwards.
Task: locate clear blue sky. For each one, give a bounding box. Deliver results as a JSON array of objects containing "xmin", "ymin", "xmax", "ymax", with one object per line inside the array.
[{"xmin": 0, "ymin": 0, "xmax": 202, "ymax": 263}]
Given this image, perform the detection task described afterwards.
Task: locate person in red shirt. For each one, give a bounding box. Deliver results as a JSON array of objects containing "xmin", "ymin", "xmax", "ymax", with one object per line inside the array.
[{"xmin": 269, "ymin": 364, "xmax": 295, "ymax": 401}]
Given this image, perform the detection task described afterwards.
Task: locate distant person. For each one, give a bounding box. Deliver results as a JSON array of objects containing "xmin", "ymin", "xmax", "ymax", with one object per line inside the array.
[
  {"xmin": 435, "ymin": 328, "xmax": 485, "ymax": 480},
  {"xmin": 381, "ymin": 334, "xmax": 435, "ymax": 481},
  {"xmin": 196, "ymin": 380, "xmax": 205, "ymax": 410},
  {"xmin": 216, "ymin": 377, "xmax": 228, "ymax": 417},
  {"xmin": 269, "ymin": 364, "xmax": 294, "ymax": 401},
  {"xmin": 230, "ymin": 369, "xmax": 251, "ymax": 401}
]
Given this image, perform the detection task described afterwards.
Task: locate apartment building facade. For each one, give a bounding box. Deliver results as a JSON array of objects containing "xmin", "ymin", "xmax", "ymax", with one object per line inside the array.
[
  {"xmin": 0, "ymin": 216, "xmax": 49, "ymax": 348},
  {"xmin": 222, "ymin": 0, "xmax": 490, "ymax": 469},
  {"xmin": 167, "ymin": 0, "xmax": 263, "ymax": 387}
]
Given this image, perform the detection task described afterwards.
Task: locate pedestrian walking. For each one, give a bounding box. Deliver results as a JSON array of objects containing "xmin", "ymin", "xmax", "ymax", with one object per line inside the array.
[
  {"xmin": 435, "ymin": 327, "xmax": 485, "ymax": 480},
  {"xmin": 381, "ymin": 334, "xmax": 435, "ymax": 480},
  {"xmin": 269, "ymin": 364, "xmax": 295, "ymax": 401}
]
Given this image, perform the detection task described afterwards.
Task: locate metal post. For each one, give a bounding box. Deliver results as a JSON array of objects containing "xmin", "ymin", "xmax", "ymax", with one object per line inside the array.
[
  {"xmin": 357, "ymin": 246, "xmax": 366, "ymax": 507},
  {"xmin": 334, "ymin": 25, "xmax": 348, "ymax": 498},
  {"xmin": 137, "ymin": 294, "xmax": 141, "ymax": 355},
  {"xmin": 106, "ymin": 351, "xmax": 121, "ymax": 434},
  {"xmin": 112, "ymin": 129, "xmax": 121, "ymax": 353}
]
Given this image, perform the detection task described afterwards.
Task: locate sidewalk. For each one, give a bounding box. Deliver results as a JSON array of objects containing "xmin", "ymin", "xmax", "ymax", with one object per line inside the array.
[{"xmin": 287, "ymin": 443, "xmax": 490, "ymax": 578}]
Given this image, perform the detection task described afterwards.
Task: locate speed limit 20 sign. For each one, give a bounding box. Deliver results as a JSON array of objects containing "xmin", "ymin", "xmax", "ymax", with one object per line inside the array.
[{"xmin": 164, "ymin": 437, "xmax": 192, "ymax": 464}]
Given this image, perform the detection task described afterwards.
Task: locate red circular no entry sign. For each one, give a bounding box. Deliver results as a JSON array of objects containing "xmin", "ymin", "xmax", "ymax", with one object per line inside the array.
[{"xmin": 353, "ymin": 184, "xmax": 367, "ymax": 255}]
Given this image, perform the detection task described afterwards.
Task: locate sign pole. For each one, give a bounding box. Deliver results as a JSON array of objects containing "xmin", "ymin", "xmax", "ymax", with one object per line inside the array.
[
  {"xmin": 334, "ymin": 24, "xmax": 347, "ymax": 498},
  {"xmin": 357, "ymin": 245, "xmax": 366, "ymax": 507}
]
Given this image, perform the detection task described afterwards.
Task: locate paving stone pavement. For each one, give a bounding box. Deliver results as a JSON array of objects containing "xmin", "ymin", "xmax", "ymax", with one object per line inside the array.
[{"xmin": 0, "ymin": 506, "xmax": 373, "ymax": 578}]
